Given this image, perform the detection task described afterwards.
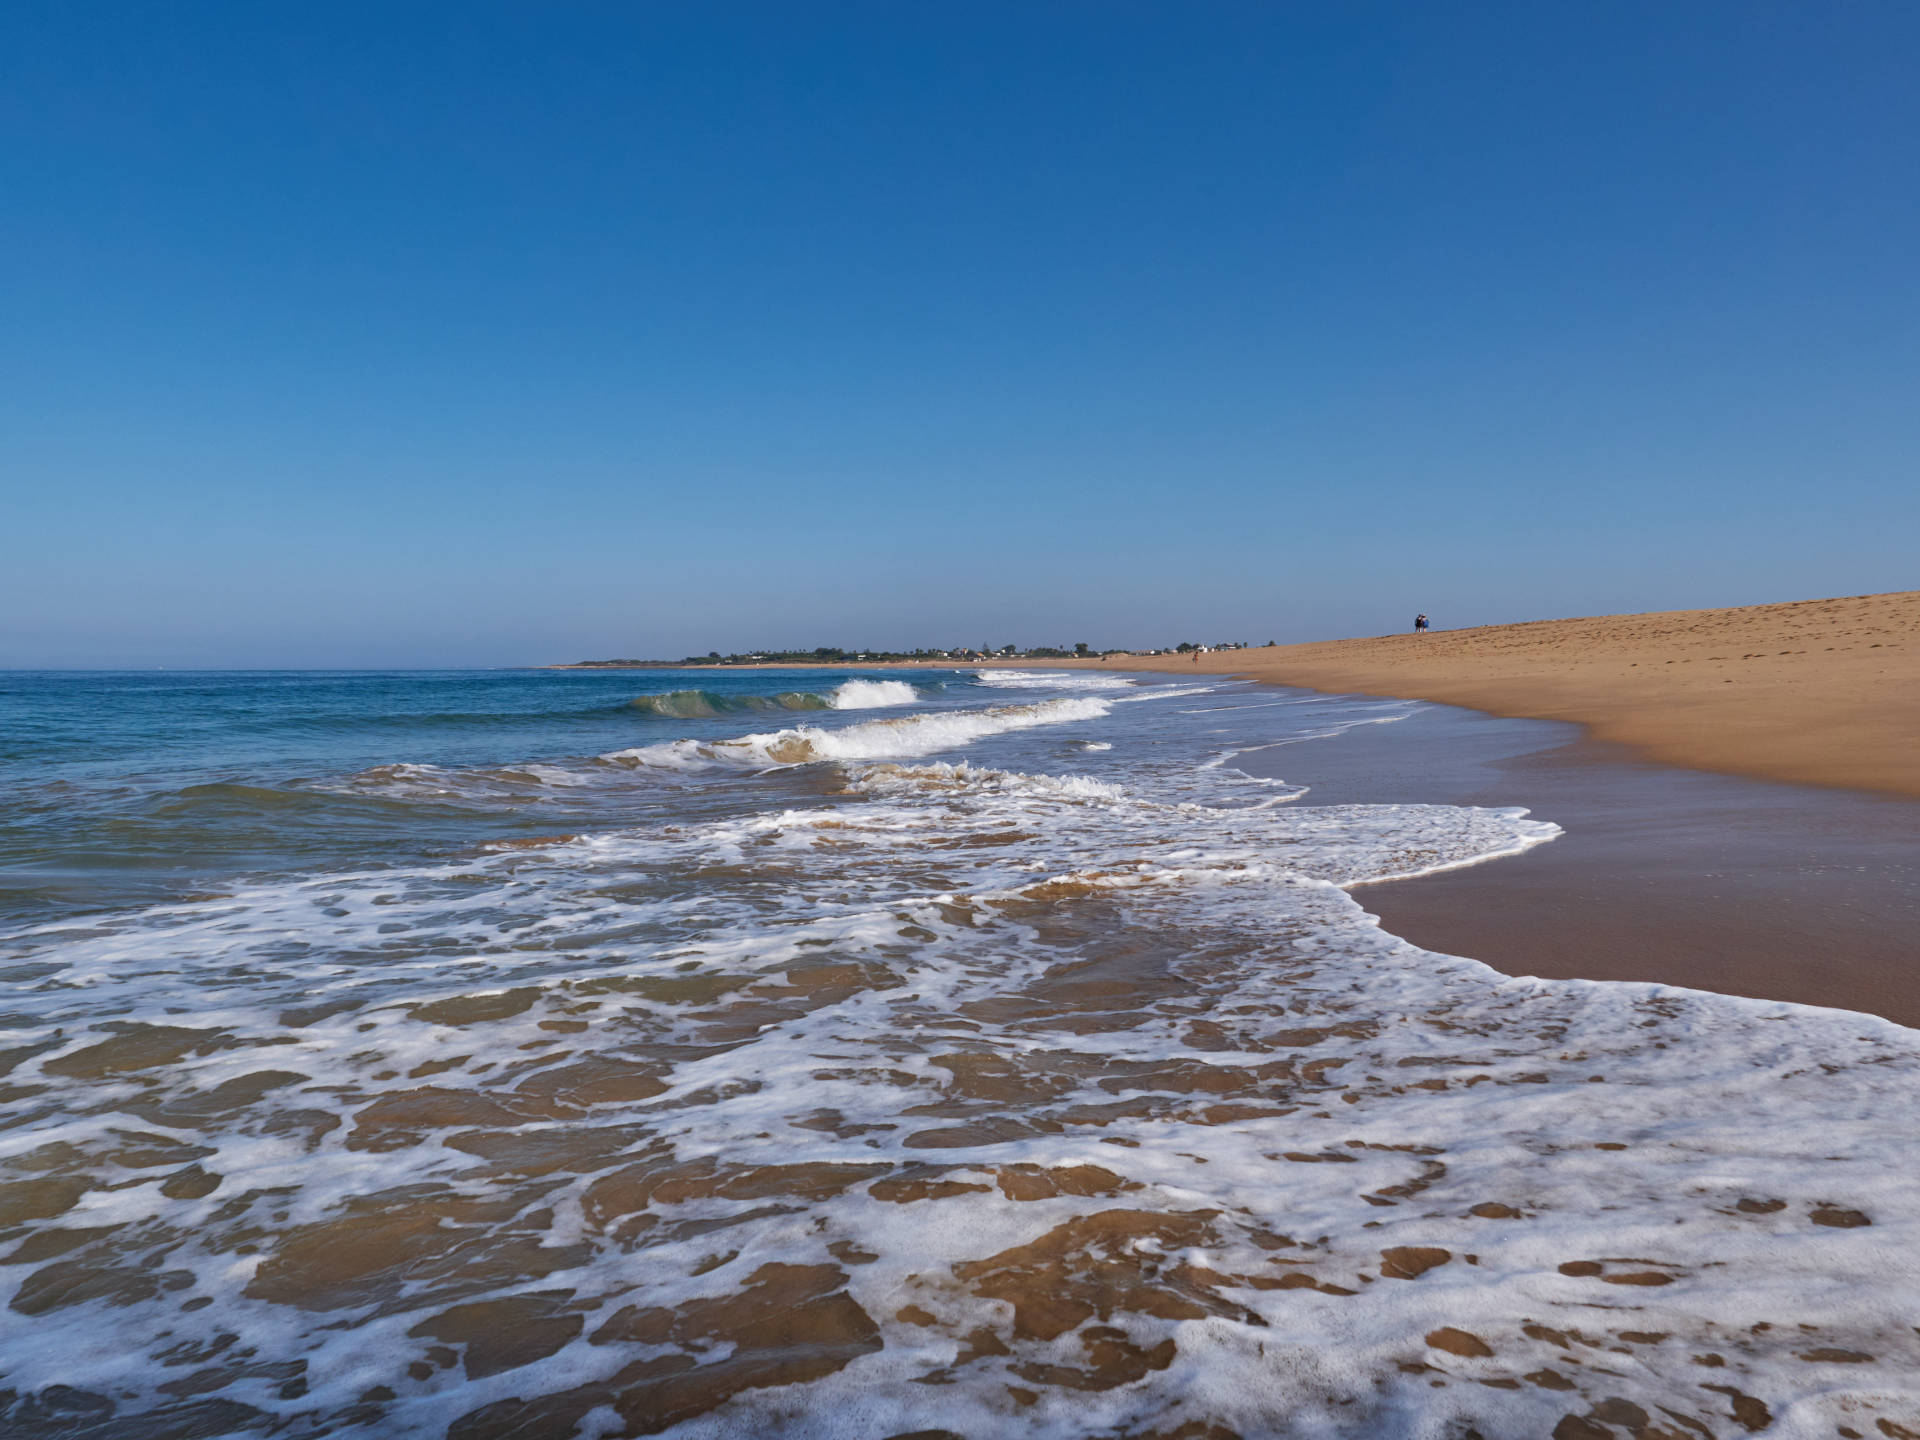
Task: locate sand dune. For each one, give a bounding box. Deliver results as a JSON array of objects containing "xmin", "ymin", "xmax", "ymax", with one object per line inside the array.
[{"xmin": 1086, "ymin": 591, "xmax": 1920, "ymax": 798}]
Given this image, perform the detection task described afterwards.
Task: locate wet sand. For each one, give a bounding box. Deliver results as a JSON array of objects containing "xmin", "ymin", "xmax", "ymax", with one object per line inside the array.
[
  {"xmin": 8, "ymin": 677, "xmax": 1920, "ymax": 1433},
  {"xmin": 1238, "ymin": 699, "xmax": 1920, "ymax": 1027},
  {"xmin": 1039, "ymin": 589, "xmax": 1920, "ymax": 798},
  {"xmin": 553, "ymin": 649, "xmax": 1920, "ymax": 1025}
]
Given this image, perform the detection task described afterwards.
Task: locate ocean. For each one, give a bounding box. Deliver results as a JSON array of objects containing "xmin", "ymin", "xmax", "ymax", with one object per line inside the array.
[{"xmin": 1, "ymin": 668, "xmax": 1914, "ymax": 1438}]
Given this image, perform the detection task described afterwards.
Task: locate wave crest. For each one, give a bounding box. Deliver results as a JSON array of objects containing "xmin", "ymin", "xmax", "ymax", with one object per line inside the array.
[
  {"xmin": 830, "ymin": 679, "xmax": 918, "ymax": 709},
  {"xmin": 604, "ymin": 696, "xmax": 1111, "ymax": 770}
]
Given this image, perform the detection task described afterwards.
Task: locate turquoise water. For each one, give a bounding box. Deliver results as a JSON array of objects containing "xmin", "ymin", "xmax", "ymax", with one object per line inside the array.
[{"xmin": 0, "ymin": 668, "xmax": 952, "ymax": 924}]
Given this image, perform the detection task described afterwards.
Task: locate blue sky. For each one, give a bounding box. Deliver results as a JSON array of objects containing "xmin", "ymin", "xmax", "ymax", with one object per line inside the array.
[{"xmin": 4, "ymin": 2, "xmax": 1915, "ymax": 667}]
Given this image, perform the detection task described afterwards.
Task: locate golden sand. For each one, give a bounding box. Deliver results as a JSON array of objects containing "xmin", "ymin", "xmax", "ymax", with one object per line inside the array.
[{"xmin": 1046, "ymin": 591, "xmax": 1920, "ymax": 799}]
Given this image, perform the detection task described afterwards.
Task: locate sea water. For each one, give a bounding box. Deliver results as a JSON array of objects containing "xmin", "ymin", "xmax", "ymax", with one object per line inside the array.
[{"xmin": 0, "ymin": 668, "xmax": 1914, "ymax": 1438}]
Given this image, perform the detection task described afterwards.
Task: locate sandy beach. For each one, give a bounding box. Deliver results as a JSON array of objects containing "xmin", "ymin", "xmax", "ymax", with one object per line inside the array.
[
  {"xmin": 954, "ymin": 592, "xmax": 1918, "ymax": 1025},
  {"xmin": 1063, "ymin": 590, "xmax": 1920, "ymax": 799},
  {"xmin": 1239, "ymin": 701, "xmax": 1920, "ymax": 1026}
]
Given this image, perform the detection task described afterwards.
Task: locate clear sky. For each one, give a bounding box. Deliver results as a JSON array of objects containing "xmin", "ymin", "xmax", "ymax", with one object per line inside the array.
[{"xmin": 3, "ymin": 3, "xmax": 1915, "ymax": 667}]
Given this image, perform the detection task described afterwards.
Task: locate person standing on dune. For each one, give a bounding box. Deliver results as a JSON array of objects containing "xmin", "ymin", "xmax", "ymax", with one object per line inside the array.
[{"xmin": 1414, "ymin": 613, "xmax": 1429, "ymax": 633}]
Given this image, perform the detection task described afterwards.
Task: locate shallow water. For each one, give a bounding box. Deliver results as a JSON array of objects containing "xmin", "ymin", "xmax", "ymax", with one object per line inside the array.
[{"xmin": 1, "ymin": 669, "xmax": 1915, "ymax": 1438}]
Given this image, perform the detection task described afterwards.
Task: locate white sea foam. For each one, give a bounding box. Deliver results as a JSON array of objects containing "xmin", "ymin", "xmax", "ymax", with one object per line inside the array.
[
  {"xmin": 1109, "ymin": 683, "xmax": 1226, "ymax": 702},
  {"xmin": 1200, "ymin": 704, "xmax": 1420, "ymax": 771},
  {"xmin": 829, "ymin": 678, "xmax": 919, "ymax": 709},
  {"xmin": 2, "ymin": 684, "xmax": 1917, "ymax": 1437},
  {"xmin": 972, "ymin": 669, "xmax": 1139, "ymax": 691}
]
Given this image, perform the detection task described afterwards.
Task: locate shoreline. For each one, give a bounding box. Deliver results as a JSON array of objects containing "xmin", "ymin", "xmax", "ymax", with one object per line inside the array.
[
  {"xmin": 9, "ymin": 661, "xmax": 1919, "ymax": 1429},
  {"xmin": 575, "ymin": 642, "xmax": 1920, "ymax": 1028},
  {"xmin": 994, "ymin": 590, "xmax": 1920, "ymax": 800},
  {"xmin": 540, "ymin": 636, "xmax": 1920, "ymax": 1024},
  {"xmin": 1244, "ymin": 699, "xmax": 1920, "ymax": 1029},
  {"xmin": 550, "ymin": 589, "xmax": 1918, "ymax": 799}
]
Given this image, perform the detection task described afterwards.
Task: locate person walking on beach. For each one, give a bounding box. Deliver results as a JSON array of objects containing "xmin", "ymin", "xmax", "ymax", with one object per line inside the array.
[{"xmin": 1414, "ymin": 613, "xmax": 1429, "ymax": 633}]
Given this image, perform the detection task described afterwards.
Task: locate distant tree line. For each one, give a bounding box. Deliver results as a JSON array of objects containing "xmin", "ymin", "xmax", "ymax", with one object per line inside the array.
[{"xmin": 565, "ymin": 639, "xmax": 1267, "ymax": 667}]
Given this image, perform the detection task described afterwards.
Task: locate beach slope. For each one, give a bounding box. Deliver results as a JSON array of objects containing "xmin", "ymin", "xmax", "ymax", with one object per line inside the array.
[{"xmin": 1108, "ymin": 591, "xmax": 1920, "ymax": 798}]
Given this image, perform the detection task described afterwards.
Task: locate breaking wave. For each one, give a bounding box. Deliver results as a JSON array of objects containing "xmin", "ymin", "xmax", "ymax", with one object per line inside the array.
[
  {"xmin": 605, "ymin": 696, "xmax": 1111, "ymax": 770},
  {"xmin": 828, "ymin": 679, "xmax": 918, "ymax": 709}
]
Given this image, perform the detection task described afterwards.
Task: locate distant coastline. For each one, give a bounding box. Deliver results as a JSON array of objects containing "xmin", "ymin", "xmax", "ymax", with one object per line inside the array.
[
  {"xmin": 551, "ymin": 590, "xmax": 1920, "ymax": 798},
  {"xmin": 549, "ymin": 642, "xmax": 1254, "ymax": 670},
  {"xmin": 1034, "ymin": 591, "xmax": 1919, "ymax": 800}
]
